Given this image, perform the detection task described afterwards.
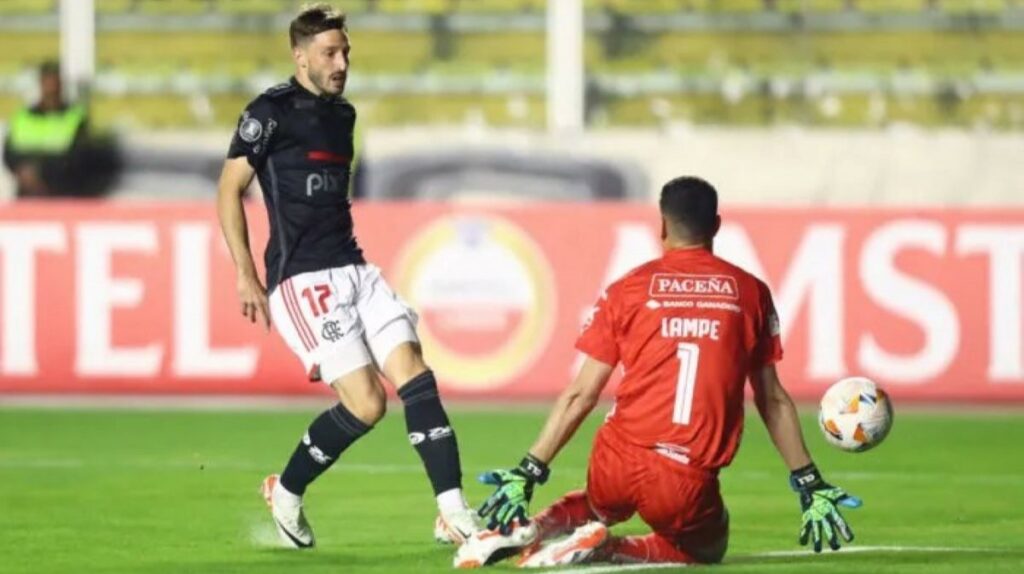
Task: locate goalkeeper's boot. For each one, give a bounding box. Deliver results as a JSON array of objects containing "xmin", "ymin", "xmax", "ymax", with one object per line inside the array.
[
  {"xmin": 260, "ymin": 474, "xmax": 315, "ymax": 549},
  {"xmin": 453, "ymin": 519, "xmax": 538, "ymax": 569},
  {"xmin": 517, "ymin": 521, "xmax": 608, "ymax": 568},
  {"xmin": 439, "ymin": 506, "xmax": 484, "ymax": 546}
]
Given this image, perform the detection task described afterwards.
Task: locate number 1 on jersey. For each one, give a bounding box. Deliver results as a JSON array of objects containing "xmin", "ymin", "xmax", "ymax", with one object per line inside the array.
[{"xmin": 673, "ymin": 342, "xmax": 700, "ymax": 425}]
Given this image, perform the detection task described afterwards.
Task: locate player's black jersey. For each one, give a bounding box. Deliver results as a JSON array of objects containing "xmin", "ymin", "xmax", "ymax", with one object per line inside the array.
[{"xmin": 227, "ymin": 77, "xmax": 364, "ymax": 293}]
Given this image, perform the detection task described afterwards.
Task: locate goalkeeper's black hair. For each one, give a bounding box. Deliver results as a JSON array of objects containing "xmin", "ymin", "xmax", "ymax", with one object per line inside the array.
[{"xmin": 659, "ymin": 176, "xmax": 719, "ymax": 242}]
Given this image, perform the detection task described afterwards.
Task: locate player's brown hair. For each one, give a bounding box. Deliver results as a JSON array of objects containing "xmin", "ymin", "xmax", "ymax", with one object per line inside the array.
[{"xmin": 289, "ymin": 3, "xmax": 347, "ymax": 48}]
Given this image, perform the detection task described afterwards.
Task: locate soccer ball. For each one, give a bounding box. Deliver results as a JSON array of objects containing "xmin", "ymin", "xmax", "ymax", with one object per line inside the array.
[{"xmin": 818, "ymin": 377, "xmax": 893, "ymax": 452}]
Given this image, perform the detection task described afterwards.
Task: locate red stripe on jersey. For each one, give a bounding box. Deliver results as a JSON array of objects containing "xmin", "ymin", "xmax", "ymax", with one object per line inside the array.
[
  {"xmin": 282, "ymin": 280, "xmax": 316, "ymax": 351},
  {"xmin": 307, "ymin": 150, "xmax": 351, "ymax": 164}
]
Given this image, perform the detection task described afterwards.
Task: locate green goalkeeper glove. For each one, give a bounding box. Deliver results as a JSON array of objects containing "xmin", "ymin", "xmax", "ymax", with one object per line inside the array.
[
  {"xmin": 790, "ymin": 463, "xmax": 862, "ymax": 553},
  {"xmin": 477, "ymin": 454, "xmax": 550, "ymax": 534}
]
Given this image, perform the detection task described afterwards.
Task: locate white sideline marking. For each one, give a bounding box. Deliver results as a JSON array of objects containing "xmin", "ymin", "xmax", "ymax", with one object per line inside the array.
[
  {"xmin": 0, "ymin": 395, "xmax": 559, "ymax": 412},
  {"xmin": 1, "ymin": 459, "xmax": 1022, "ymax": 486},
  {"xmin": 560, "ymin": 546, "xmax": 1000, "ymax": 573},
  {"xmin": 562, "ymin": 566, "xmax": 681, "ymax": 573},
  {"xmin": 748, "ymin": 545, "xmax": 998, "ymax": 557},
  {"xmin": 0, "ymin": 459, "xmax": 430, "ymax": 473}
]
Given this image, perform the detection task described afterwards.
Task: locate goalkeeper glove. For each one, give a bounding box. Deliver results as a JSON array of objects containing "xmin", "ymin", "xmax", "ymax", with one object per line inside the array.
[
  {"xmin": 477, "ymin": 454, "xmax": 550, "ymax": 535},
  {"xmin": 790, "ymin": 463, "xmax": 862, "ymax": 553}
]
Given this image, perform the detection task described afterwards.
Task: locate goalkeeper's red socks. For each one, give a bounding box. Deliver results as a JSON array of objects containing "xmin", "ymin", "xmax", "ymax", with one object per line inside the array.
[
  {"xmin": 532, "ymin": 492, "xmax": 720, "ymax": 565},
  {"xmin": 600, "ymin": 534, "xmax": 695, "ymax": 563}
]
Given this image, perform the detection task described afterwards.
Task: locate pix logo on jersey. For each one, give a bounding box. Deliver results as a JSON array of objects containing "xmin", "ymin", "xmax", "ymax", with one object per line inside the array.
[{"xmin": 648, "ymin": 274, "xmax": 740, "ymax": 301}]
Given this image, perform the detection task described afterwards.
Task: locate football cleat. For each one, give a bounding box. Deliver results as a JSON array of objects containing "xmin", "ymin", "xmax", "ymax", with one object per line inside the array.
[
  {"xmin": 454, "ymin": 519, "xmax": 538, "ymax": 569},
  {"xmin": 434, "ymin": 515, "xmax": 456, "ymax": 545},
  {"xmin": 438, "ymin": 506, "xmax": 484, "ymax": 546},
  {"xmin": 260, "ymin": 474, "xmax": 315, "ymax": 549},
  {"xmin": 517, "ymin": 521, "xmax": 608, "ymax": 568}
]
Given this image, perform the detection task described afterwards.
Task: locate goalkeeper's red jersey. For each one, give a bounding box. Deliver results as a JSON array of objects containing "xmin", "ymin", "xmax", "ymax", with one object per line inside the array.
[{"xmin": 576, "ymin": 246, "xmax": 783, "ymax": 473}]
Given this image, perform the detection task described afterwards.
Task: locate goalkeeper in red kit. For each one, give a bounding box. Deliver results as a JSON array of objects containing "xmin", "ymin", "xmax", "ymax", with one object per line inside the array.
[{"xmin": 458, "ymin": 176, "xmax": 861, "ymax": 568}]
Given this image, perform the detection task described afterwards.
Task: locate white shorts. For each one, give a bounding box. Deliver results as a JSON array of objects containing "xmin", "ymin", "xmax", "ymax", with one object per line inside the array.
[{"xmin": 268, "ymin": 264, "xmax": 420, "ymax": 384}]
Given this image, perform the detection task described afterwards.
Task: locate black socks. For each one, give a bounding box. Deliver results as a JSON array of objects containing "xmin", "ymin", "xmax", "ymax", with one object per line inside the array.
[
  {"xmin": 279, "ymin": 402, "xmax": 372, "ymax": 496},
  {"xmin": 278, "ymin": 371, "xmax": 462, "ymax": 498},
  {"xmin": 398, "ymin": 371, "xmax": 463, "ymax": 495}
]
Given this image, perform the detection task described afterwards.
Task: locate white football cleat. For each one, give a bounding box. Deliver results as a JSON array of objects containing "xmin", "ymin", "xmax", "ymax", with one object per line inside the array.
[
  {"xmin": 438, "ymin": 506, "xmax": 483, "ymax": 546},
  {"xmin": 260, "ymin": 474, "xmax": 315, "ymax": 549},
  {"xmin": 434, "ymin": 515, "xmax": 456, "ymax": 545},
  {"xmin": 453, "ymin": 520, "xmax": 538, "ymax": 569},
  {"xmin": 517, "ymin": 521, "xmax": 608, "ymax": 568}
]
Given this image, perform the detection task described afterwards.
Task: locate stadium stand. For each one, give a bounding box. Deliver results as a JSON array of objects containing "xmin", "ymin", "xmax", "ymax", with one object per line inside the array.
[
  {"xmin": 0, "ymin": 0, "xmax": 55, "ymax": 14},
  {"xmin": 0, "ymin": 0, "xmax": 1022, "ymax": 128},
  {"xmin": 135, "ymin": 0, "xmax": 210, "ymax": 14},
  {"xmin": 96, "ymin": 0, "xmax": 134, "ymax": 14},
  {"xmin": 8, "ymin": 1, "xmax": 1024, "ymax": 16},
  {"xmin": 214, "ymin": 0, "xmax": 299, "ymax": 14}
]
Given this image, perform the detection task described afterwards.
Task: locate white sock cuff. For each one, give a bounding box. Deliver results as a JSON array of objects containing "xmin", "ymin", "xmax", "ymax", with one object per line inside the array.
[
  {"xmin": 437, "ymin": 488, "xmax": 467, "ymax": 515},
  {"xmin": 274, "ymin": 479, "xmax": 303, "ymax": 503}
]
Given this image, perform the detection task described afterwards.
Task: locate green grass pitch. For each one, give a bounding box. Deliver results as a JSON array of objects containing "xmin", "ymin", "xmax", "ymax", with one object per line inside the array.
[{"xmin": 1, "ymin": 405, "xmax": 1022, "ymax": 573}]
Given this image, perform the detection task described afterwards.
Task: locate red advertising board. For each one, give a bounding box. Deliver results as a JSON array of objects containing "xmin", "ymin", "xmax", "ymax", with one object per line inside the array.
[{"xmin": 1, "ymin": 201, "xmax": 1022, "ymax": 401}]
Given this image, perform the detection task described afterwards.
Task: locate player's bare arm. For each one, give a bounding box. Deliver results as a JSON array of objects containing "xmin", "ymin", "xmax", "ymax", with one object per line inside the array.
[
  {"xmin": 749, "ymin": 363, "xmax": 812, "ymax": 470},
  {"xmin": 749, "ymin": 362, "xmax": 862, "ymax": 552},
  {"xmin": 528, "ymin": 356, "xmax": 615, "ymax": 463},
  {"xmin": 216, "ymin": 156, "xmax": 269, "ymax": 329},
  {"xmin": 476, "ymin": 356, "xmax": 613, "ymax": 534}
]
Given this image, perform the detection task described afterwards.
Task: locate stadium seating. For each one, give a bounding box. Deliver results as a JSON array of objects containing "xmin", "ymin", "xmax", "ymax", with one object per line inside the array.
[
  {"xmin": 459, "ymin": 0, "xmax": 547, "ymax": 12},
  {"xmin": 375, "ymin": 0, "xmax": 452, "ymax": 14},
  {"xmin": 854, "ymin": 0, "xmax": 928, "ymax": 12},
  {"xmin": 774, "ymin": 0, "xmax": 848, "ymax": 12},
  {"xmin": 4, "ymin": 0, "xmax": 1022, "ymax": 16},
  {"xmin": 96, "ymin": 0, "xmax": 135, "ymax": 14},
  {"xmin": 136, "ymin": 0, "xmax": 210, "ymax": 15},
  {"xmin": 75, "ymin": 85, "xmax": 1024, "ymax": 130},
  {"xmin": 1, "ymin": 0, "xmax": 1022, "ymax": 129},
  {"xmin": 940, "ymin": 0, "xmax": 1007, "ymax": 14},
  {"xmin": 0, "ymin": 0, "xmax": 55, "ymax": 14},
  {"xmin": 215, "ymin": 0, "xmax": 296, "ymax": 14},
  {"xmin": 0, "ymin": 31, "xmax": 59, "ymax": 73}
]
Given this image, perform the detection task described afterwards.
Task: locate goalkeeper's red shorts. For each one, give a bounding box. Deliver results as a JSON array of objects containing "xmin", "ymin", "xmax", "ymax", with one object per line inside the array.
[{"xmin": 585, "ymin": 424, "xmax": 728, "ymax": 560}]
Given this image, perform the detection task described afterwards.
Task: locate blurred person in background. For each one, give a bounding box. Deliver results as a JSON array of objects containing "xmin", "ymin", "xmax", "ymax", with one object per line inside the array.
[{"xmin": 2, "ymin": 61, "xmax": 88, "ymax": 198}]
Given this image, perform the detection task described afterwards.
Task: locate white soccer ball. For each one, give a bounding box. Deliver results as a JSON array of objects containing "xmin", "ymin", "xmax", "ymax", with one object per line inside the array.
[{"xmin": 818, "ymin": 377, "xmax": 894, "ymax": 452}]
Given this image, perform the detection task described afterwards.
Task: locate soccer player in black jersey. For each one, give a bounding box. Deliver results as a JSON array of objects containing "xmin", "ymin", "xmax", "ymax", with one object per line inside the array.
[{"xmin": 215, "ymin": 4, "xmax": 480, "ymax": 549}]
